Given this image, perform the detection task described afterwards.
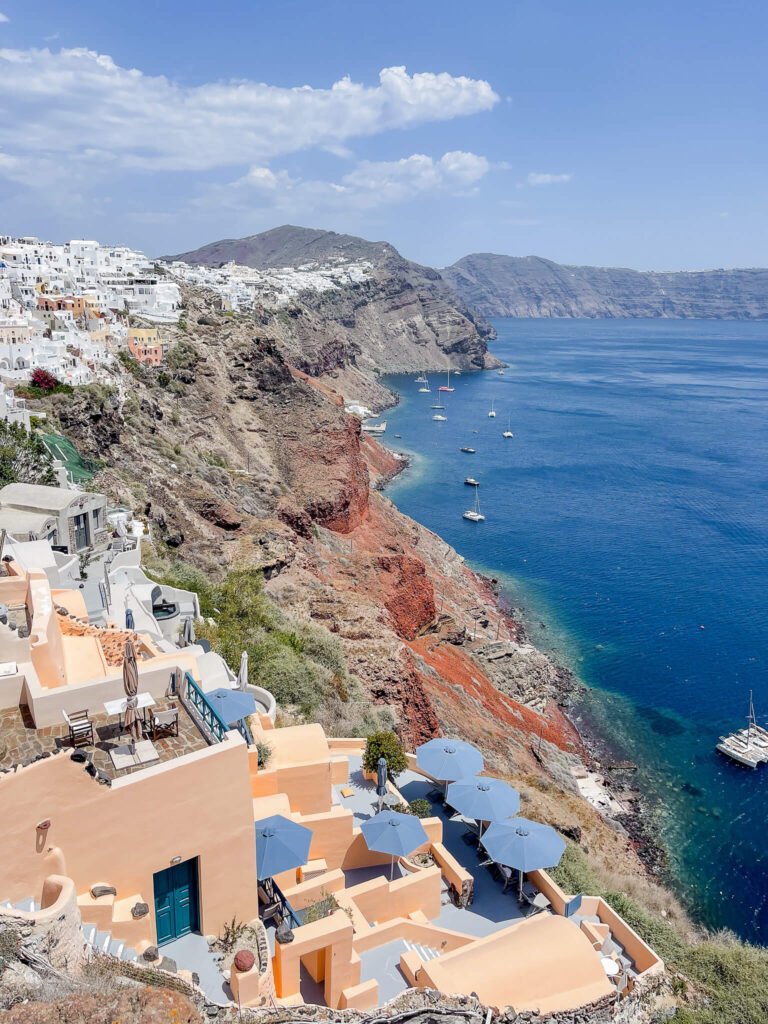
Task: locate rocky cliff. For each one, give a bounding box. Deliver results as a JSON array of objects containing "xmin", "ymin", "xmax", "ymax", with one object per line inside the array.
[
  {"xmin": 166, "ymin": 226, "xmax": 498, "ymax": 377},
  {"xmin": 442, "ymin": 253, "xmax": 768, "ymax": 319},
  {"xmin": 42, "ymin": 283, "xmax": 674, "ymax": 933}
]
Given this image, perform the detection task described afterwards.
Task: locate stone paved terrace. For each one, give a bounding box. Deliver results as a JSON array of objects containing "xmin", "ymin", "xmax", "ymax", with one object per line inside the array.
[{"xmin": 0, "ymin": 698, "xmax": 209, "ymax": 781}]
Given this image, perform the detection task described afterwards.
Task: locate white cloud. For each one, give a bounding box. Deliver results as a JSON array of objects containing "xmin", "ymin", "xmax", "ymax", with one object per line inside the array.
[
  {"xmin": 0, "ymin": 14, "xmax": 9, "ymax": 24},
  {"xmin": 525, "ymin": 171, "xmax": 572, "ymax": 186},
  {"xmin": 204, "ymin": 150, "xmax": 492, "ymax": 215},
  {"xmin": 0, "ymin": 47, "xmax": 498, "ymax": 177}
]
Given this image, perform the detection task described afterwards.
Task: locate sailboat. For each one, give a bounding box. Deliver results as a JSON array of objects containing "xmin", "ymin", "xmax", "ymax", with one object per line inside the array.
[
  {"xmin": 502, "ymin": 415, "xmax": 514, "ymax": 439},
  {"xmin": 431, "ymin": 400, "xmax": 445, "ymax": 409},
  {"xmin": 463, "ymin": 485, "xmax": 485, "ymax": 522},
  {"xmin": 432, "ymin": 413, "xmax": 447, "ymax": 421},
  {"xmin": 439, "ymin": 369, "xmax": 455, "ymax": 393},
  {"xmin": 488, "ymin": 399, "xmax": 496, "ymax": 418},
  {"xmin": 716, "ymin": 691, "xmax": 768, "ymax": 767},
  {"xmin": 418, "ymin": 376, "xmax": 431, "ymax": 393},
  {"xmin": 415, "ymin": 374, "xmax": 427, "ymax": 383}
]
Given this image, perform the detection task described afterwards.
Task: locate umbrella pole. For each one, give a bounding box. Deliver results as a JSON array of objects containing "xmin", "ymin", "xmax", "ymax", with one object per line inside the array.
[
  {"xmin": 518, "ymin": 870, "xmax": 524, "ymax": 901},
  {"xmin": 391, "ymin": 855, "xmax": 395, "ymax": 881}
]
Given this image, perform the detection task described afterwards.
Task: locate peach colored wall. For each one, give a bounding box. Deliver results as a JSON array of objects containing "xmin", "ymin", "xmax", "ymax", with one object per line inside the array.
[
  {"xmin": 338, "ymin": 979, "xmax": 378, "ymax": 1010},
  {"xmin": 29, "ymin": 570, "xmax": 67, "ymax": 689},
  {"xmin": 251, "ymin": 761, "xmax": 332, "ymax": 815},
  {"xmin": 431, "ymin": 841, "xmax": 473, "ymax": 896},
  {"xmin": 299, "ymin": 808, "xmax": 355, "ymax": 870},
  {"xmin": 581, "ymin": 896, "xmax": 662, "ymax": 975},
  {"xmin": 283, "ymin": 869, "xmax": 346, "ymax": 912},
  {"xmin": 413, "ymin": 914, "xmax": 613, "ymax": 1014},
  {"xmin": 346, "ymin": 867, "xmax": 442, "ymax": 925},
  {"xmin": 527, "ymin": 872, "xmax": 662, "ymax": 975},
  {"xmin": 272, "ymin": 911, "xmax": 359, "ymax": 1008},
  {"xmin": 0, "ymin": 734, "xmax": 258, "ymax": 945},
  {"xmin": 326, "ymin": 738, "xmax": 365, "ymax": 755}
]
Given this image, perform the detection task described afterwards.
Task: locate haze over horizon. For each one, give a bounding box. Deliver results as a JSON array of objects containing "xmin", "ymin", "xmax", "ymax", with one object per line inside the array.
[{"xmin": 0, "ymin": 0, "xmax": 766, "ymax": 272}]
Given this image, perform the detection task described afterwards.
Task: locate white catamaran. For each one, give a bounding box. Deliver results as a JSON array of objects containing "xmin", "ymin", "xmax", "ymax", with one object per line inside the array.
[
  {"xmin": 463, "ymin": 486, "xmax": 485, "ymax": 522},
  {"xmin": 716, "ymin": 692, "xmax": 768, "ymax": 768}
]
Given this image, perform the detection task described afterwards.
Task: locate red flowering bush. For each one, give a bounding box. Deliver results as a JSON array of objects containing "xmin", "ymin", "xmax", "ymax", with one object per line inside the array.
[{"xmin": 30, "ymin": 368, "xmax": 60, "ymax": 391}]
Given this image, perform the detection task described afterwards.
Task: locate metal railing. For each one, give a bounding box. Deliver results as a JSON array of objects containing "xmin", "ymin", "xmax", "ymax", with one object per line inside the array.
[{"xmin": 183, "ymin": 671, "xmax": 228, "ymax": 743}]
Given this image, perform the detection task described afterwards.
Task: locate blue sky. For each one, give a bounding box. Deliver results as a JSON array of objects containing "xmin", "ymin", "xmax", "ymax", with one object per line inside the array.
[{"xmin": 0, "ymin": 0, "xmax": 766, "ymax": 269}]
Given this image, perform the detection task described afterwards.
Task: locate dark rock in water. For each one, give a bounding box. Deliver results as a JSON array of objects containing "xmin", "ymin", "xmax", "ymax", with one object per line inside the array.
[
  {"xmin": 682, "ymin": 781, "xmax": 704, "ymax": 797},
  {"xmin": 636, "ymin": 705, "xmax": 686, "ymax": 737}
]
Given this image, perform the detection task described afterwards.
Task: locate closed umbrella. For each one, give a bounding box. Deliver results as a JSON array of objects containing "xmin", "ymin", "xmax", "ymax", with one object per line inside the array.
[
  {"xmin": 255, "ymin": 814, "xmax": 313, "ymax": 881},
  {"xmin": 446, "ymin": 776, "xmax": 520, "ymax": 838},
  {"xmin": 125, "ymin": 607, "xmax": 135, "ymax": 630},
  {"xmin": 361, "ymin": 810, "xmax": 428, "ymax": 880},
  {"xmin": 207, "ymin": 687, "xmax": 257, "ymax": 725},
  {"xmin": 376, "ymin": 756, "xmax": 388, "ymax": 813},
  {"xmin": 122, "ymin": 637, "xmax": 141, "ymax": 750},
  {"xmin": 237, "ymin": 650, "xmax": 249, "ymax": 691},
  {"xmin": 416, "ymin": 738, "xmax": 484, "ymax": 788},
  {"xmin": 481, "ymin": 818, "xmax": 566, "ymax": 898}
]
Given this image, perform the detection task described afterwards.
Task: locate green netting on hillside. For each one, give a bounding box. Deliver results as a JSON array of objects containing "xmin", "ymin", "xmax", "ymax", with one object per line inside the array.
[{"xmin": 41, "ymin": 433, "xmax": 99, "ymax": 483}]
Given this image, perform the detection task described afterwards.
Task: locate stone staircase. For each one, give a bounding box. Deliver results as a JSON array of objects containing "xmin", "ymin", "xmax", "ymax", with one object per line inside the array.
[
  {"xmin": 82, "ymin": 921, "xmax": 140, "ymax": 963},
  {"xmin": 403, "ymin": 938, "xmax": 441, "ymax": 962},
  {"xmin": 1, "ymin": 895, "xmax": 140, "ymax": 964}
]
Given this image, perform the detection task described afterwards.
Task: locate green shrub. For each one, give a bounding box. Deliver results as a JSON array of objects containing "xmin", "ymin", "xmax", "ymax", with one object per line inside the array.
[
  {"xmin": 363, "ymin": 731, "xmax": 407, "ymax": 778},
  {"xmin": 408, "ymin": 798, "xmax": 433, "ymax": 819},
  {"xmin": 0, "ymin": 421, "xmax": 56, "ymax": 486},
  {"xmin": 256, "ymin": 741, "xmax": 272, "ymax": 768}
]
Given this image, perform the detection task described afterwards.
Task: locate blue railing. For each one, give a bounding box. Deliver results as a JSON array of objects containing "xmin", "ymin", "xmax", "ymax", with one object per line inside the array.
[
  {"xmin": 184, "ymin": 672, "xmax": 229, "ymax": 743},
  {"xmin": 269, "ymin": 878, "xmax": 302, "ymax": 929}
]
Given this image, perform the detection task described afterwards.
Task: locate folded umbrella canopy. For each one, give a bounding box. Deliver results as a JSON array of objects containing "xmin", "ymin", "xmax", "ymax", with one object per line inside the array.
[
  {"xmin": 361, "ymin": 809, "xmax": 429, "ymax": 879},
  {"xmin": 255, "ymin": 814, "xmax": 313, "ymax": 881},
  {"xmin": 125, "ymin": 607, "xmax": 135, "ymax": 631},
  {"xmin": 237, "ymin": 650, "xmax": 249, "ymax": 691},
  {"xmin": 481, "ymin": 817, "xmax": 566, "ymax": 897},
  {"xmin": 206, "ymin": 687, "xmax": 257, "ymax": 725},
  {"xmin": 376, "ymin": 756, "xmax": 388, "ymax": 813},
  {"xmin": 122, "ymin": 636, "xmax": 141, "ymax": 748},
  {"xmin": 416, "ymin": 738, "xmax": 484, "ymax": 785},
  {"xmin": 446, "ymin": 776, "xmax": 520, "ymax": 836}
]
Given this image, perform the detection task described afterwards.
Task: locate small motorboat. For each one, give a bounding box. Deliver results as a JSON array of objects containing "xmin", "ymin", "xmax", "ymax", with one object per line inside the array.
[
  {"xmin": 460, "ymin": 446, "xmax": 476, "ymax": 454},
  {"xmin": 431, "ymin": 402, "xmax": 445, "ymax": 409},
  {"xmin": 394, "ymin": 434, "xmax": 402, "ymax": 438},
  {"xmin": 464, "ymin": 477, "xmax": 479, "ymax": 486},
  {"xmin": 432, "ymin": 414, "xmax": 447, "ymax": 421}
]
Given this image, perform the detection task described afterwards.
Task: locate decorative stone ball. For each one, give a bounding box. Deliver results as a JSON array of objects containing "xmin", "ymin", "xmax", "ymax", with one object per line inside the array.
[
  {"xmin": 143, "ymin": 946, "xmax": 159, "ymax": 962},
  {"xmin": 233, "ymin": 949, "xmax": 255, "ymax": 973}
]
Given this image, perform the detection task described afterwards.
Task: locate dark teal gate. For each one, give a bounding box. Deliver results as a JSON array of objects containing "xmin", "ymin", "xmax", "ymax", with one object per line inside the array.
[{"xmin": 153, "ymin": 858, "xmax": 200, "ymax": 945}]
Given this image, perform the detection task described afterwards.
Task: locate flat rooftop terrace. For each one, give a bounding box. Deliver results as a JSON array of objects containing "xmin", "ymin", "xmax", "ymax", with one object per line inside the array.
[{"xmin": 0, "ymin": 698, "xmax": 209, "ymax": 781}]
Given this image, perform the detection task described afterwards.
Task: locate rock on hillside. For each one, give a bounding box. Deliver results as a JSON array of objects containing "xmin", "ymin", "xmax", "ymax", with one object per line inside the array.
[
  {"xmin": 166, "ymin": 226, "xmax": 499, "ymax": 375},
  {"xmin": 443, "ymin": 252, "xmax": 768, "ymax": 319}
]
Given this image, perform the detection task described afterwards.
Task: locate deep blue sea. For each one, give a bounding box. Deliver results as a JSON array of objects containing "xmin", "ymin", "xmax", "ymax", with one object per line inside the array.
[{"xmin": 382, "ymin": 319, "xmax": 768, "ymax": 944}]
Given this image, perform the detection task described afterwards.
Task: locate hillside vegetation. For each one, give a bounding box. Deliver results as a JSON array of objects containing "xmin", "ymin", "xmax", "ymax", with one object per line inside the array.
[{"xmin": 149, "ymin": 562, "xmax": 391, "ymax": 737}]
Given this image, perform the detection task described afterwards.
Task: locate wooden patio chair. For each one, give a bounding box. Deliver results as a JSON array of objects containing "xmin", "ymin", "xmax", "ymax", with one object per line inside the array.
[
  {"xmin": 150, "ymin": 704, "xmax": 179, "ymax": 740},
  {"xmin": 62, "ymin": 709, "xmax": 94, "ymax": 747}
]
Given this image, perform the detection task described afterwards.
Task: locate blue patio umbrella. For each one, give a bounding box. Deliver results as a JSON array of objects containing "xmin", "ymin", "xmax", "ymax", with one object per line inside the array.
[
  {"xmin": 446, "ymin": 776, "xmax": 520, "ymax": 835},
  {"xmin": 255, "ymin": 814, "xmax": 313, "ymax": 881},
  {"xmin": 416, "ymin": 738, "xmax": 484, "ymax": 786},
  {"xmin": 481, "ymin": 817, "xmax": 566, "ymax": 897},
  {"xmin": 361, "ymin": 809, "xmax": 429, "ymax": 879},
  {"xmin": 125, "ymin": 607, "xmax": 135, "ymax": 630},
  {"xmin": 207, "ymin": 687, "xmax": 257, "ymax": 725}
]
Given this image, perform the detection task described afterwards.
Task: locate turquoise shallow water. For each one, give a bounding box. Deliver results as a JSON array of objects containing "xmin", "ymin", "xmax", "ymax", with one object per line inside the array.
[{"xmin": 382, "ymin": 319, "xmax": 768, "ymax": 943}]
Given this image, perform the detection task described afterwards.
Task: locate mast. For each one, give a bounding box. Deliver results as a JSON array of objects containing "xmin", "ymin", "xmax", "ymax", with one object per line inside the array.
[{"xmin": 748, "ymin": 690, "xmax": 756, "ymax": 744}]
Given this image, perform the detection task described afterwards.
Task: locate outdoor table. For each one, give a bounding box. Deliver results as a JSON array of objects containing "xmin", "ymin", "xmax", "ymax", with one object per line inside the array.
[
  {"xmin": 601, "ymin": 956, "xmax": 620, "ymax": 977},
  {"xmin": 103, "ymin": 692, "xmax": 155, "ymax": 733}
]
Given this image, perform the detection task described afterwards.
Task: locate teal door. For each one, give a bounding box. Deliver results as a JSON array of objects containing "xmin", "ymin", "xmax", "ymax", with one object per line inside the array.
[{"xmin": 153, "ymin": 859, "xmax": 199, "ymax": 945}]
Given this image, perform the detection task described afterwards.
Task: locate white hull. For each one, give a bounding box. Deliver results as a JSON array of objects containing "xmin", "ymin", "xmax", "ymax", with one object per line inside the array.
[
  {"xmin": 361, "ymin": 421, "xmax": 387, "ymax": 435},
  {"xmin": 463, "ymin": 511, "xmax": 485, "ymax": 522},
  {"xmin": 503, "ymin": 431, "xmax": 514, "ymax": 438},
  {"xmin": 432, "ymin": 415, "xmax": 447, "ymax": 421}
]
